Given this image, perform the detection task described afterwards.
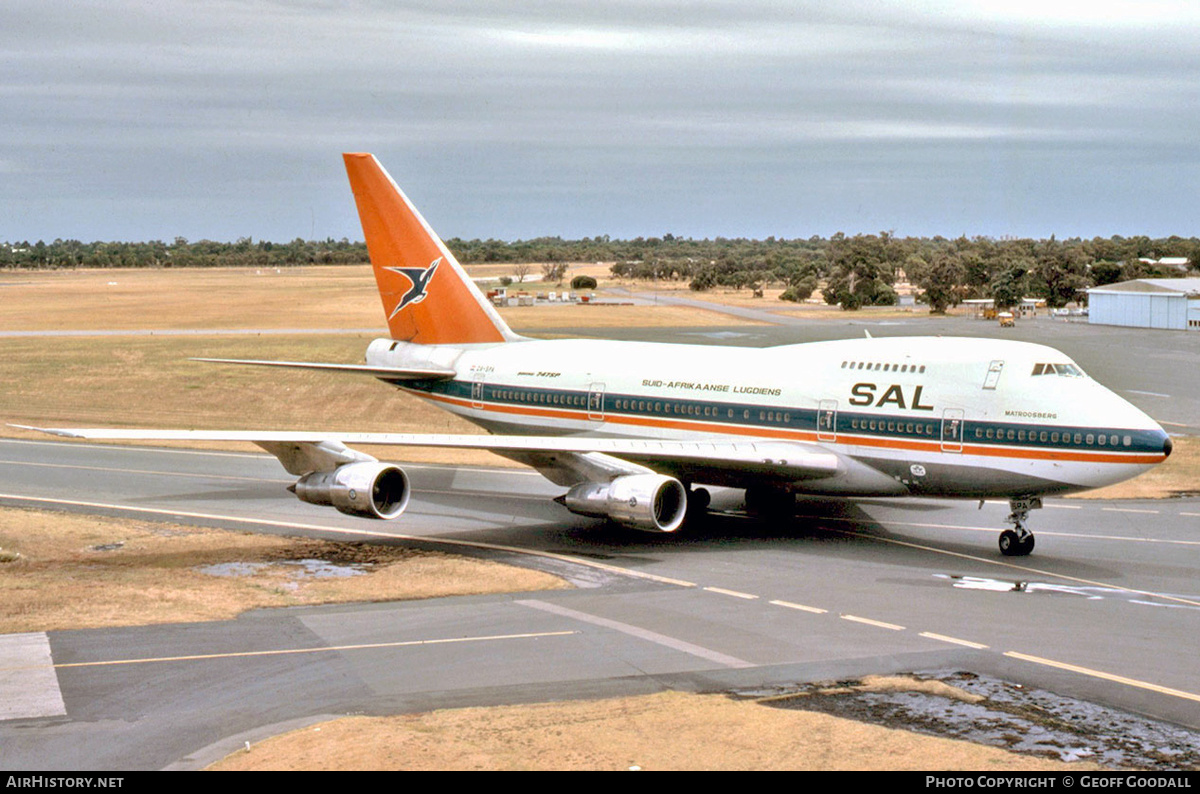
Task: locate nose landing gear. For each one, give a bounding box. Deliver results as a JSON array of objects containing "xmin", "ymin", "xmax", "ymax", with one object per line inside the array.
[{"xmin": 997, "ymin": 496, "xmax": 1041, "ymax": 556}]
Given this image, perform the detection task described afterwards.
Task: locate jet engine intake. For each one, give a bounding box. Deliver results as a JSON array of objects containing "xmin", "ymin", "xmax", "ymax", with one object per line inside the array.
[
  {"xmin": 558, "ymin": 474, "xmax": 688, "ymax": 533},
  {"xmin": 290, "ymin": 462, "xmax": 410, "ymax": 519}
]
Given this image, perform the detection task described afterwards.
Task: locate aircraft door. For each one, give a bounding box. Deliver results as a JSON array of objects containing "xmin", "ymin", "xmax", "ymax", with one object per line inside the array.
[
  {"xmin": 982, "ymin": 360, "xmax": 1004, "ymax": 390},
  {"xmin": 471, "ymin": 373, "xmax": 486, "ymax": 409},
  {"xmin": 940, "ymin": 408, "xmax": 964, "ymax": 452},
  {"xmin": 817, "ymin": 399, "xmax": 838, "ymax": 442},
  {"xmin": 588, "ymin": 382, "xmax": 605, "ymax": 421}
]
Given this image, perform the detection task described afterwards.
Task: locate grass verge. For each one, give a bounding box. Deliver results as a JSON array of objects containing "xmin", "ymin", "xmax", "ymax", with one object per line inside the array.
[
  {"xmin": 0, "ymin": 507, "xmax": 567, "ymax": 633},
  {"xmin": 209, "ymin": 688, "xmax": 1092, "ymax": 771}
]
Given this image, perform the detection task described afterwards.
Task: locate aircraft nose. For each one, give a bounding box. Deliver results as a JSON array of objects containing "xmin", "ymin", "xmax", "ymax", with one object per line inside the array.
[{"xmin": 1163, "ymin": 434, "xmax": 1173, "ymax": 459}]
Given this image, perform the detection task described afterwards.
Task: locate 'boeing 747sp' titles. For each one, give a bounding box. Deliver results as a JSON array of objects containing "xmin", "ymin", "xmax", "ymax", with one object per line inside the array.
[{"xmin": 21, "ymin": 154, "xmax": 1173, "ymax": 556}]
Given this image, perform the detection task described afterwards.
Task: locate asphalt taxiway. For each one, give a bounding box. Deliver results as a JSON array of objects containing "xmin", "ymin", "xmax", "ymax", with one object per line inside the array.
[{"xmin": 0, "ymin": 314, "xmax": 1197, "ymax": 769}]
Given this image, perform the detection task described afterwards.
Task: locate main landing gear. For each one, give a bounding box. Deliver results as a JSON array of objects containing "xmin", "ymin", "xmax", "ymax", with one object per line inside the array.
[
  {"xmin": 676, "ymin": 485, "xmax": 711, "ymax": 528},
  {"xmin": 743, "ymin": 486, "xmax": 795, "ymax": 516},
  {"xmin": 995, "ymin": 496, "xmax": 1041, "ymax": 556}
]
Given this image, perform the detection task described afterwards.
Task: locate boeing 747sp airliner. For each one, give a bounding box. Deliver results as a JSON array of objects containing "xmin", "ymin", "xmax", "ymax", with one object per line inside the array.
[{"xmin": 23, "ymin": 154, "xmax": 1173, "ymax": 556}]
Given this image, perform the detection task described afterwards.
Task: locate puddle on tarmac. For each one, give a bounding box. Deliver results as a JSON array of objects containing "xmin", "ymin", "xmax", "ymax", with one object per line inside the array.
[
  {"xmin": 196, "ymin": 559, "xmax": 370, "ymax": 583},
  {"xmin": 934, "ymin": 574, "xmax": 1200, "ymax": 611},
  {"xmin": 746, "ymin": 672, "xmax": 1200, "ymax": 770}
]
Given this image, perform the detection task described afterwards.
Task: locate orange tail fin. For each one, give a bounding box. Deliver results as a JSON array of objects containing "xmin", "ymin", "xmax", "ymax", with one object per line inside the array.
[{"xmin": 343, "ymin": 153, "xmax": 516, "ymax": 345}]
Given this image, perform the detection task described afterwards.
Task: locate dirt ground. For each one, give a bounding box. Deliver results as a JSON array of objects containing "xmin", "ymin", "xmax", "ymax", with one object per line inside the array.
[
  {"xmin": 0, "ymin": 507, "xmax": 567, "ymax": 633},
  {"xmin": 209, "ymin": 687, "xmax": 1098, "ymax": 771}
]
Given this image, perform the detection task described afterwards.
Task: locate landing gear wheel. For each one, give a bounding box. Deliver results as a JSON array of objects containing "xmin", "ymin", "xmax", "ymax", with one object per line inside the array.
[
  {"xmin": 744, "ymin": 487, "xmax": 794, "ymax": 516},
  {"xmin": 684, "ymin": 487, "xmax": 711, "ymax": 527},
  {"xmin": 997, "ymin": 496, "xmax": 1041, "ymax": 557},
  {"xmin": 998, "ymin": 530, "xmax": 1035, "ymax": 556}
]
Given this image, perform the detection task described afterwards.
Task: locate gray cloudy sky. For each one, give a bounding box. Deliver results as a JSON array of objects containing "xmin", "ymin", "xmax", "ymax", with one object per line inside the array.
[{"xmin": 4, "ymin": 1, "xmax": 1198, "ymax": 243}]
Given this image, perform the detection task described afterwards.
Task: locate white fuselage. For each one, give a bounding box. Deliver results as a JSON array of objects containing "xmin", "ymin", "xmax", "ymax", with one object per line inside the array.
[{"xmin": 369, "ymin": 335, "xmax": 1170, "ymax": 498}]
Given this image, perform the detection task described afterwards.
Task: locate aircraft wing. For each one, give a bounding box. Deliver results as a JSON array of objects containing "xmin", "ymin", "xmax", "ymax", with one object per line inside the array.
[{"xmin": 14, "ymin": 426, "xmax": 841, "ymax": 487}]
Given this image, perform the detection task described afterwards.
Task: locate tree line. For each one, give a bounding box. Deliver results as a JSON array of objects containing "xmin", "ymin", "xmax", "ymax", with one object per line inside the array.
[
  {"xmin": 608, "ymin": 232, "xmax": 1199, "ymax": 311},
  {"xmin": 4, "ymin": 233, "xmax": 1196, "ymax": 311}
]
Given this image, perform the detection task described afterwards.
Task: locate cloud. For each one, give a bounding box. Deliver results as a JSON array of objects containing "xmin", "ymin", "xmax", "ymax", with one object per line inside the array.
[{"xmin": 2, "ymin": 1, "xmax": 1199, "ymax": 240}]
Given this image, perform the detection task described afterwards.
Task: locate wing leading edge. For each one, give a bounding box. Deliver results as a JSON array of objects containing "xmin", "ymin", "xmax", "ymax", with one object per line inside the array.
[{"xmin": 15, "ymin": 425, "xmax": 851, "ymax": 488}]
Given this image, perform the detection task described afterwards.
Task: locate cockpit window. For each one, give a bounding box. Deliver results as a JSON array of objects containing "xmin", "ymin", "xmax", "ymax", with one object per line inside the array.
[{"xmin": 1032, "ymin": 363, "xmax": 1084, "ymax": 377}]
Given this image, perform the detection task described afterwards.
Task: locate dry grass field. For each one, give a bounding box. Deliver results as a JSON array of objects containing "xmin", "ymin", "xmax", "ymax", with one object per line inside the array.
[
  {"xmin": 0, "ymin": 264, "xmax": 759, "ymax": 332},
  {"xmin": 210, "ymin": 686, "xmax": 1092, "ymax": 772},
  {"xmin": 0, "ymin": 508, "xmax": 566, "ymax": 633}
]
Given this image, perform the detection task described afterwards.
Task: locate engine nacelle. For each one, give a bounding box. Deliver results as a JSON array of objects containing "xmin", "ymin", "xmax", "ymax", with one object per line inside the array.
[
  {"xmin": 290, "ymin": 462, "xmax": 410, "ymax": 519},
  {"xmin": 558, "ymin": 474, "xmax": 688, "ymax": 533}
]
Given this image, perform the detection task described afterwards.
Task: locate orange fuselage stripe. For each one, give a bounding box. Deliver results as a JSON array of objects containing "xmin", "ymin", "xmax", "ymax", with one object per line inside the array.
[{"xmin": 408, "ymin": 389, "xmax": 1166, "ymax": 466}]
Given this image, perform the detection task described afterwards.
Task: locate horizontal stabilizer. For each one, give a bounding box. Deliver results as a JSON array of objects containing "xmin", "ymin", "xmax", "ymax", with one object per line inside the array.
[{"xmin": 190, "ymin": 358, "xmax": 455, "ymax": 380}]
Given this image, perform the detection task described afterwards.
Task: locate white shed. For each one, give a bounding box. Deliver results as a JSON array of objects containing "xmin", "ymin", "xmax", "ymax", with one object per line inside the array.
[{"xmin": 1087, "ymin": 278, "xmax": 1200, "ymax": 331}]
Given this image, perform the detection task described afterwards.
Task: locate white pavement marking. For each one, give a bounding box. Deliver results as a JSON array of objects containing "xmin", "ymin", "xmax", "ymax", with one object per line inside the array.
[
  {"xmin": 769, "ymin": 600, "xmax": 828, "ymax": 614},
  {"xmin": 840, "ymin": 614, "xmax": 905, "ymax": 631},
  {"xmin": 919, "ymin": 631, "xmax": 989, "ymax": 650},
  {"xmin": 0, "ymin": 633, "xmax": 67, "ymax": 720},
  {"xmin": 517, "ymin": 599, "xmax": 756, "ymax": 669},
  {"xmin": 50, "ymin": 631, "xmax": 578, "ymax": 669},
  {"xmin": 703, "ymin": 586, "xmax": 758, "ymax": 600}
]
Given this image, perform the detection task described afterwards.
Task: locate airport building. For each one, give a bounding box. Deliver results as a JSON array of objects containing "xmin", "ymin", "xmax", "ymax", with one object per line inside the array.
[{"xmin": 1087, "ymin": 278, "xmax": 1200, "ymax": 331}]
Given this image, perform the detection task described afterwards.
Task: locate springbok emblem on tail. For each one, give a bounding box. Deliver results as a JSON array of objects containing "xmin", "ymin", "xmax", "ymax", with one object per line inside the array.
[{"xmin": 385, "ymin": 257, "xmax": 441, "ymax": 319}]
